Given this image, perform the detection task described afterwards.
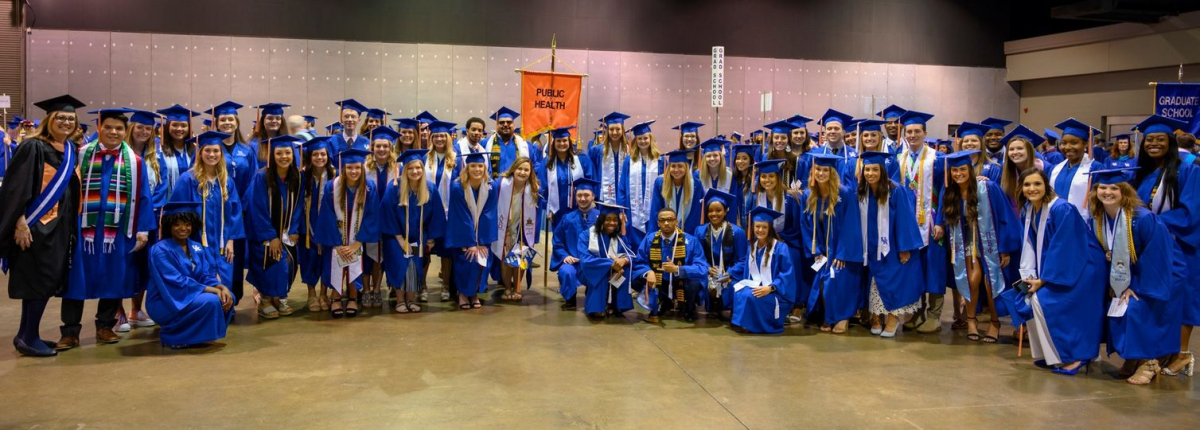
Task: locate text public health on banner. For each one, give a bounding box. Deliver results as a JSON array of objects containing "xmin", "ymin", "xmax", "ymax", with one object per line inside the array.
[
  {"xmin": 533, "ymin": 89, "xmax": 568, "ymax": 110},
  {"xmin": 1154, "ymin": 83, "xmax": 1200, "ymax": 120},
  {"xmin": 520, "ymin": 71, "xmax": 583, "ymax": 140}
]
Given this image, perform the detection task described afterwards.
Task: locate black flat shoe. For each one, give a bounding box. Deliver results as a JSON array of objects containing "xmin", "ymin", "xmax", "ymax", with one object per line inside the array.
[{"xmin": 13, "ymin": 337, "xmax": 57, "ymax": 357}]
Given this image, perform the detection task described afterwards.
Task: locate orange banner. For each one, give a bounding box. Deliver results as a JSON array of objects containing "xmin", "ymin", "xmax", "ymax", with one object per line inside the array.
[{"xmin": 520, "ymin": 71, "xmax": 583, "ymax": 141}]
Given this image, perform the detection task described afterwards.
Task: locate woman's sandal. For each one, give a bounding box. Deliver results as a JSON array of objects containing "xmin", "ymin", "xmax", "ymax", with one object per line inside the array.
[
  {"xmin": 820, "ymin": 325, "xmax": 832, "ymax": 333},
  {"xmin": 330, "ymin": 300, "xmax": 344, "ymax": 319},
  {"xmin": 1128, "ymin": 360, "xmax": 1160, "ymax": 385},
  {"xmin": 513, "ymin": 292, "xmax": 523, "ymax": 301},
  {"xmin": 472, "ymin": 300, "xmax": 482, "ymax": 309},
  {"xmin": 395, "ymin": 302, "xmax": 410, "ymax": 314},
  {"xmin": 258, "ymin": 305, "xmax": 280, "ymax": 320},
  {"xmin": 981, "ymin": 322, "xmax": 1001, "ymax": 344},
  {"xmin": 408, "ymin": 303, "xmax": 422, "ymax": 313},
  {"xmin": 832, "ymin": 320, "xmax": 850, "ymax": 335},
  {"xmin": 951, "ymin": 319, "xmax": 969, "ymax": 330},
  {"xmin": 320, "ymin": 296, "xmax": 331, "ymax": 311},
  {"xmin": 458, "ymin": 296, "xmax": 471, "ymax": 310},
  {"xmin": 276, "ymin": 302, "xmax": 295, "ymax": 316},
  {"xmin": 307, "ymin": 297, "xmax": 322, "ymax": 312},
  {"xmin": 965, "ymin": 317, "xmax": 981, "ymax": 341},
  {"xmin": 345, "ymin": 300, "xmax": 359, "ymax": 318}
]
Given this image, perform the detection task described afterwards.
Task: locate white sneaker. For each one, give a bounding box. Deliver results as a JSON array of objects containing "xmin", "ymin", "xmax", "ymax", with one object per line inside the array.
[
  {"xmin": 439, "ymin": 291, "xmax": 450, "ymax": 301},
  {"xmin": 115, "ymin": 322, "xmax": 132, "ymax": 333},
  {"xmin": 134, "ymin": 311, "xmax": 157, "ymax": 327}
]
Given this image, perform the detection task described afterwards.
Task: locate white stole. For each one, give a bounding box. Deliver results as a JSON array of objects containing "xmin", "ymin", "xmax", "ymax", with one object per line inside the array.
[
  {"xmin": 1019, "ymin": 198, "xmax": 1058, "ymax": 280},
  {"xmin": 546, "ymin": 156, "xmax": 584, "ymax": 216},
  {"xmin": 425, "ymin": 153, "xmax": 452, "ymax": 213},
  {"xmin": 329, "ymin": 178, "xmax": 365, "ymax": 294},
  {"xmin": 899, "ymin": 144, "xmax": 936, "ymax": 245},
  {"xmin": 630, "ymin": 158, "xmax": 657, "ymax": 231},
  {"xmin": 859, "ymin": 193, "xmax": 891, "ymax": 262},
  {"xmin": 1048, "ymin": 156, "xmax": 1093, "ymax": 218},
  {"xmin": 492, "ymin": 178, "xmax": 537, "ymax": 259}
]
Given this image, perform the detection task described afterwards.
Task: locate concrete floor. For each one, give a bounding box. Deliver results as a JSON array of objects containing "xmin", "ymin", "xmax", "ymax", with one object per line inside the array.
[{"xmin": 0, "ymin": 260, "xmax": 1197, "ymax": 430}]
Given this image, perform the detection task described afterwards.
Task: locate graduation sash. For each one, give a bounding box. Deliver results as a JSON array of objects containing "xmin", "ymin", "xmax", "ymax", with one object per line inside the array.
[
  {"xmin": 900, "ymin": 142, "xmax": 936, "ymax": 245},
  {"xmin": 546, "ymin": 155, "xmax": 584, "ymax": 216},
  {"xmin": 648, "ymin": 232, "xmax": 688, "ymax": 297},
  {"xmin": 25, "ymin": 140, "xmax": 77, "ymax": 227},
  {"xmin": 330, "ymin": 179, "xmax": 365, "ymax": 294},
  {"xmin": 629, "ymin": 157, "xmax": 657, "ymax": 233},
  {"xmin": 1095, "ymin": 208, "xmax": 1135, "ymax": 296},
  {"xmin": 492, "ymin": 178, "xmax": 537, "ymax": 260},
  {"xmin": 483, "ymin": 134, "xmax": 529, "ymax": 179},
  {"xmin": 79, "ymin": 142, "xmax": 140, "ymax": 253},
  {"xmin": 425, "ymin": 152, "xmax": 452, "ymax": 214},
  {"xmin": 702, "ymin": 224, "xmax": 735, "ymax": 294},
  {"xmin": 588, "ymin": 229, "xmax": 633, "ymax": 305},
  {"xmin": 1048, "ymin": 155, "xmax": 1093, "ymax": 217}
]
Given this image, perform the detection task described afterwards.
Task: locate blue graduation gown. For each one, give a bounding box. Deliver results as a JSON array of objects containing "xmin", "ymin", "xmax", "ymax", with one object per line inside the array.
[
  {"xmin": 329, "ymin": 134, "xmax": 370, "ymax": 166},
  {"xmin": 1041, "ymin": 150, "xmax": 1065, "ymax": 166},
  {"xmin": 586, "ymin": 145, "xmax": 632, "ymax": 211},
  {"xmin": 157, "ymin": 145, "xmax": 193, "ymax": 202},
  {"xmin": 426, "ymin": 153, "xmax": 459, "ymax": 257},
  {"xmin": 133, "ymin": 147, "xmax": 168, "ymax": 295},
  {"xmin": 631, "ymin": 231, "xmax": 709, "ymax": 289},
  {"xmin": 379, "ymin": 180, "xmax": 446, "ymax": 290},
  {"xmin": 147, "ymin": 239, "xmax": 234, "ymax": 345},
  {"xmin": 244, "ymin": 170, "xmax": 303, "ymax": 297},
  {"xmin": 313, "ymin": 180, "xmax": 380, "ymax": 292},
  {"xmin": 812, "ymin": 144, "xmax": 858, "ymax": 185},
  {"xmin": 170, "ymin": 172, "xmax": 245, "ymax": 286},
  {"xmin": 1134, "ymin": 163, "xmax": 1200, "ymax": 325},
  {"xmin": 222, "ymin": 142, "xmax": 259, "ymax": 203},
  {"xmin": 648, "ymin": 177, "xmax": 705, "ymax": 238},
  {"xmin": 747, "ymin": 192, "xmax": 808, "ymax": 308},
  {"xmin": 297, "ymin": 171, "xmax": 333, "ymax": 285},
  {"xmin": 1106, "ymin": 155, "xmax": 1136, "ymax": 169},
  {"xmin": 0, "ymin": 141, "xmax": 14, "ymax": 180},
  {"xmin": 539, "ymin": 156, "xmax": 595, "ymax": 229},
  {"xmin": 802, "ymin": 187, "xmax": 866, "ymax": 324},
  {"xmin": 444, "ymin": 181, "xmax": 499, "ymax": 297},
  {"xmin": 935, "ymin": 180, "xmax": 1021, "ymax": 301},
  {"xmin": 625, "ymin": 157, "xmax": 658, "ymax": 248},
  {"xmin": 1098, "ymin": 207, "xmax": 1183, "ymax": 360},
  {"xmin": 729, "ymin": 242, "xmax": 796, "ymax": 334},
  {"xmin": 694, "ymin": 222, "xmax": 749, "ymax": 312},
  {"xmin": 65, "ymin": 152, "xmax": 157, "ymax": 300},
  {"xmin": 576, "ymin": 229, "xmax": 636, "ymax": 314},
  {"xmin": 1050, "ymin": 159, "xmax": 1104, "ymax": 205},
  {"xmin": 856, "ymin": 185, "xmax": 925, "ymax": 312},
  {"xmin": 490, "ymin": 135, "xmax": 544, "ymax": 179},
  {"xmin": 552, "ymin": 207, "xmax": 599, "ymax": 300}
]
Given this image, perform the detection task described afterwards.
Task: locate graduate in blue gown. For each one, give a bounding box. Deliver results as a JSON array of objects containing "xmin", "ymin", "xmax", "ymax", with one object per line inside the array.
[
  {"xmin": 1004, "ymin": 168, "xmax": 1105, "ymax": 375},
  {"xmin": 954, "ymin": 122, "xmax": 1002, "ymax": 183},
  {"xmin": 361, "ymin": 126, "xmax": 404, "ymax": 309},
  {"xmin": 298, "ymin": 137, "xmax": 336, "ymax": 311},
  {"xmin": 245, "ymin": 136, "xmax": 303, "ymax": 319},
  {"xmin": 1039, "ymin": 128, "xmax": 1066, "ymax": 166},
  {"xmin": 444, "ymin": 152, "xmax": 499, "ymax": 310},
  {"xmin": 760, "ymin": 120, "xmax": 802, "ymax": 187},
  {"xmin": 147, "ymin": 201, "xmax": 235, "ymax": 348},
  {"xmin": 1049, "ymin": 118, "xmax": 1105, "ymax": 217},
  {"xmin": 892, "ymin": 110, "xmax": 950, "ymax": 334},
  {"xmin": 846, "ymin": 120, "xmax": 902, "ymax": 186},
  {"xmin": 1078, "ymin": 168, "xmax": 1183, "ymax": 382},
  {"xmin": 540, "ymin": 126, "xmax": 595, "ymax": 229},
  {"xmin": 577, "ymin": 202, "xmax": 637, "ymax": 319},
  {"xmin": 730, "ymin": 144, "xmax": 759, "ymax": 229},
  {"xmin": 728, "ymin": 207, "xmax": 796, "ymax": 334},
  {"xmin": 482, "ymin": 107, "xmax": 543, "ymax": 180},
  {"xmin": 631, "ymin": 206, "xmax": 709, "ymax": 323},
  {"xmin": 934, "ymin": 150, "xmax": 1021, "ymax": 343},
  {"xmin": 1105, "ymin": 134, "xmax": 1137, "ymax": 168},
  {"xmin": 746, "ymin": 159, "xmax": 807, "ymax": 320},
  {"xmin": 552, "ymin": 179, "xmax": 600, "ymax": 311},
  {"xmin": 120, "ymin": 110, "xmax": 168, "ymax": 330},
  {"xmin": 695, "ymin": 138, "xmax": 744, "ymax": 207},
  {"xmin": 801, "ymin": 154, "xmax": 865, "ymax": 333},
  {"xmin": 155, "ymin": 105, "xmax": 200, "ymax": 200},
  {"xmin": 205, "ymin": 102, "xmax": 257, "ymax": 302},
  {"xmin": 588, "ymin": 112, "xmax": 634, "ymax": 218},
  {"xmin": 980, "ymin": 117, "xmax": 1013, "ymax": 164},
  {"xmin": 625, "ymin": 120, "xmax": 660, "ymax": 248},
  {"xmin": 170, "ymin": 131, "xmax": 245, "ymax": 296},
  {"xmin": 694, "ymin": 189, "xmax": 749, "ymax": 321},
  {"xmin": 1128, "ymin": 115, "xmax": 1200, "ymax": 376},
  {"xmin": 811, "ymin": 109, "xmax": 859, "ymax": 184},
  {"xmin": 61, "ymin": 108, "xmax": 157, "ymax": 345},
  {"xmin": 650, "ymin": 149, "xmax": 706, "ymax": 237},
  {"xmin": 380, "ymin": 149, "xmax": 446, "ymax": 313},
  {"xmin": 313, "ymin": 149, "xmax": 380, "ymax": 318},
  {"xmin": 328, "ymin": 99, "xmax": 371, "ymax": 165}
]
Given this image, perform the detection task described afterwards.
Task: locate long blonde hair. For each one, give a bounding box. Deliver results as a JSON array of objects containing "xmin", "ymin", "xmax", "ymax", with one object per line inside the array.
[
  {"xmin": 192, "ymin": 147, "xmax": 230, "ymax": 204},
  {"xmin": 128, "ymin": 125, "xmax": 162, "ymax": 187},
  {"xmin": 364, "ymin": 139, "xmax": 397, "ymax": 173},
  {"xmin": 339, "ymin": 168, "xmax": 369, "ymax": 212},
  {"xmin": 503, "ymin": 156, "xmax": 540, "ymax": 197},
  {"xmin": 1086, "ymin": 181, "xmax": 1143, "ymax": 264},
  {"xmin": 661, "ymin": 161, "xmax": 694, "ymax": 209},
  {"xmin": 398, "ymin": 159, "xmax": 430, "ymax": 207},
  {"xmin": 603, "ymin": 124, "xmax": 628, "ymax": 158},
  {"xmin": 631, "ymin": 133, "xmax": 661, "ymax": 163},
  {"xmin": 806, "ymin": 165, "xmax": 841, "ymax": 217},
  {"xmin": 698, "ymin": 151, "xmax": 729, "ymax": 186},
  {"xmin": 427, "ymin": 135, "xmax": 457, "ymax": 173}
]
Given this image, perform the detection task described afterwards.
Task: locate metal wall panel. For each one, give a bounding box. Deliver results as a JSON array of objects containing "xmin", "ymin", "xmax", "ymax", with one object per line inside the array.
[
  {"xmin": 268, "ymin": 38, "xmax": 310, "ymax": 115},
  {"xmin": 305, "ymin": 40, "xmax": 346, "ymax": 128},
  {"xmin": 344, "ymin": 41, "xmax": 383, "ymax": 114},
  {"xmin": 190, "ymin": 35, "xmax": 232, "ymax": 116},
  {"xmin": 151, "ymin": 33, "xmax": 193, "ymax": 115},
  {"xmin": 381, "ymin": 43, "xmax": 418, "ymax": 122},
  {"xmin": 452, "ymin": 45, "xmax": 489, "ymax": 123},
  {"xmin": 26, "ymin": 30, "xmax": 70, "ymax": 114},
  {"xmin": 67, "ymin": 31, "xmax": 111, "ymax": 117},
  {"xmin": 416, "ymin": 44, "xmax": 454, "ymax": 121},
  {"xmin": 109, "ymin": 32, "xmax": 152, "ymax": 110}
]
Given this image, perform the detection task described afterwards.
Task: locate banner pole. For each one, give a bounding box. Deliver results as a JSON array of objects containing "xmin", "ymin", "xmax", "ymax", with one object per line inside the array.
[{"xmin": 1149, "ymin": 82, "xmax": 1157, "ymax": 115}]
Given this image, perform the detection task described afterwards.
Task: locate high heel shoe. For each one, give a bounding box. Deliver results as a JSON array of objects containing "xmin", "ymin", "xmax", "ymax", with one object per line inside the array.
[
  {"xmin": 880, "ymin": 323, "xmax": 902, "ymax": 338},
  {"xmin": 1161, "ymin": 351, "xmax": 1194, "ymax": 377},
  {"xmin": 1128, "ymin": 360, "xmax": 1160, "ymax": 385},
  {"xmin": 1052, "ymin": 360, "xmax": 1091, "ymax": 376}
]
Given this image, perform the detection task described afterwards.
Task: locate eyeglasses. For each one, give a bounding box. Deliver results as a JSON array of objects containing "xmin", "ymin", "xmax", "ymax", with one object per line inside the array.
[
  {"xmin": 53, "ymin": 116, "xmax": 77, "ymax": 124},
  {"xmin": 658, "ymin": 217, "xmax": 676, "ymax": 223}
]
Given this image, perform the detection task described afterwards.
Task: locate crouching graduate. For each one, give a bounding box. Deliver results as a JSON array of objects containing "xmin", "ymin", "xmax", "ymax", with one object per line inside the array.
[
  {"xmin": 577, "ymin": 202, "xmax": 636, "ymax": 319},
  {"xmin": 147, "ymin": 201, "xmax": 235, "ymax": 349},
  {"xmin": 245, "ymin": 135, "xmax": 303, "ymax": 320},
  {"xmin": 314, "ymin": 149, "xmax": 380, "ymax": 318},
  {"xmin": 694, "ymin": 189, "xmax": 748, "ymax": 321},
  {"xmin": 445, "ymin": 152, "xmax": 499, "ymax": 310},
  {"xmin": 632, "ymin": 207, "xmax": 709, "ymax": 323},
  {"xmin": 855, "ymin": 152, "xmax": 925, "ymax": 338},
  {"xmin": 552, "ymin": 178, "xmax": 601, "ymax": 311},
  {"xmin": 1087, "ymin": 167, "xmax": 1183, "ymax": 384},
  {"xmin": 380, "ymin": 149, "xmax": 446, "ymax": 314},
  {"xmin": 729, "ymin": 207, "xmax": 796, "ymax": 334}
]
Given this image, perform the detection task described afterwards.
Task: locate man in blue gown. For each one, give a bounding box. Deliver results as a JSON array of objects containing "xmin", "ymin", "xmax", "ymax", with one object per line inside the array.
[
  {"xmin": 632, "ymin": 208, "xmax": 709, "ymax": 323},
  {"xmin": 552, "ymin": 179, "xmax": 600, "ymax": 311}
]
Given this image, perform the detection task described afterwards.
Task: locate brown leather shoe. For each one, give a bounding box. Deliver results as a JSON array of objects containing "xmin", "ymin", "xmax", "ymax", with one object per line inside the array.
[
  {"xmin": 55, "ymin": 336, "xmax": 80, "ymax": 351},
  {"xmin": 646, "ymin": 315, "xmax": 661, "ymax": 323},
  {"xmin": 96, "ymin": 328, "xmax": 120, "ymax": 344}
]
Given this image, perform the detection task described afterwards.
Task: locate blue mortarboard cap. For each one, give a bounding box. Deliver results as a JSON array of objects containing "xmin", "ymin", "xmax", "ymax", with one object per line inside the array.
[
  {"xmin": 463, "ymin": 152, "xmax": 490, "ymax": 164},
  {"xmin": 366, "ymin": 108, "xmax": 390, "ymax": 120},
  {"xmin": 732, "ymin": 144, "xmax": 758, "ymax": 157},
  {"xmin": 944, "ymin": 150, "xmax": 980, "ymax": 168},
  {"xmin": 573, "ymin": 178, "xmax": 599, "ymax": 195},
  {"xmin": 785, "ymin": 114, "xmax": 813, "ymax": 127},
  {"xmin": 673, "ymin": 122, "xmax": 704, "ymax": 134},
  {"xmin": 339, "ymin": 148, "xmax": 371, "ymax": 165},
  {"xmin": 844, "ymin": 119, "xmax": 864, "ymax": 133},
  {"xmin": 1001, "ymin": 124, "xmax": 1045, "ymax": 147},
  {"xmin": 157, "ymin": 104, "xmax": 200, "ymax": 123},
  {"xmin": 398, "ymin": 149, "xmax": 430, "ymax": 165},
  {"xmin": 700, "ymin": 138, "xmax": 727, "ymax": 154},
  {"xmin": 129, "ymin": 110, "xmax": 159, "ymax": 126},
  {"xmin": 303, "ymin": 136, "xmax": 332, "ymax": 153},
  {"xmin": 1112, "ymin": 133, "xmax": 1133, "ymax": 140},
  {"xmin": 162, "ymin": 201, "xmax": 201, "ymax": 217},
  {"xmin": 630, "ymin": 120, "xmax": 656, "ymax": 136},
  {"xmin": 809, "ymin": 153, "xmax": 841, "ymax": 168},
  {"xmin": 86, "ymin": 107, "xmax": 137, "ymax": 121},
  {"xmin": 551, "ymin": 125, "xmax": 576, "ymax": 140},
  {"xmin": 256, "ymin": 103, "xmax": 290, "ymax": 116},
  {"xmin": 859, "ymin": 151, "xmax": 895, "ymax": 167},
  {"xmin": 956, "ymin": 122, "xmax": 988, "ymax": 139},
  {"xmin": 702, "ymin": 188, "xmax": 736, "ymax": 210},
  {"xmin": 1131, "ymin": 114, "xmax": 1186, "ymax": 136},
  {"xmin": 187, "ymin": 131, "xmax": 230, "ymax": 148},
  {"xmin": 1055, "ymin": 118, "xmax": 1100, "ymax": 140},
  {"xmin": 490, "ymin": 106, "xmax": 520, "ymax": 121},
  {"xmin": 596, "ymin": 201, "xmax": 626, "ymax": 216},
  {"xmin": 898, "ymin": 110, "xmax": 934, "ymax": 127},
  {"xmin": 1089, "ymin": 167, "xmax": 1138, "ymax": 185},
  {"xmin": 266, "ymin": 134, "xmax": 302, "ymax": 149},
  {"xmin": 749, "ymin": 130, "xmax": 765, "ymax": 138},
  {"xmin": 855, "ymin": 119, "xmax": 886, "ymax": 133},
  {"xmin": 765, "ymin": 120, "xmax": 797, "ymax": 135},
  {"xmin": 303, "ymin": 115, "xmax": 317, "ymax": 124},
  {"xmin": 393, "ymin": 118, "xmax": 419, "ymax": 130},
  {"xmin": 755, "ymin": 159, "xmax": 786, "ymax": 175},
  {"xmin": 6, "ymin": 115, "xmax": 23, "ymax": 128},
  {"xmin": 207, "ymin": 101, "xmax": 243, "ymax": 117},
  {"xmin": 202, "ymin": 119, "xmax": 212, "ymax": 127},
  {"xmin": 876, "ymin": 105, "xmax": 907, "ymax": 121},
  {"xmin": 749, "ymin": 206, "xmax": 783, "ymax": 224},
  {"xmin": 326, "ymin": 122, "xmax": 343, "ymax": 133},
  {"xmin": 980, "ymin": 117, "xmax": 1012, "ymax": 131},
  {"xmin": 367, "ymin": 126, "xmax": 401, "ymax": 142},
  {"xmin": 602, "ymin": 112, "xmax": 631, "ymax": 126},
  {"xmin": 415, "ymin": 111, "xmax": 438, "ymax": 124},
  {"xmin": 820, "ymin": 109, "xmax": 853, "ymax": 127},
  {"xmin": 731, "ymin": 132, "xmax": 743, "ymax": 141},
  {"xmin": 1043, "ymin": 128, "xmax": 1060, "ymax": 142},
  {"xmin": 334, "ymin": 99, "xmax": 367, "ymax": 114},
  {"xmin": 665, "ymin": 149, "xmax": 692, "ymax": 164},
  {"xmin": 429, "ymin": 120, "xmax": 456, "ymax": 134}
]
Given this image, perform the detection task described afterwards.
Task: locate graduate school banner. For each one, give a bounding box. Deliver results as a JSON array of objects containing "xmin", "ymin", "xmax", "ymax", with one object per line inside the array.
[
  {"xmin": 1154, "ymin": 83, "xmax": 1200, "ymax": 121},
  {"xmin": 520, "ymin": 71, "xmax": 583, "ymax": 141}
]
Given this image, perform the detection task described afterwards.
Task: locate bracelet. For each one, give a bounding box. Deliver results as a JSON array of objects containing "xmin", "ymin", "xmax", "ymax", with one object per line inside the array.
[{"xmin": 16, "ymin": 225, "xmax": 29, "ymax": 232}]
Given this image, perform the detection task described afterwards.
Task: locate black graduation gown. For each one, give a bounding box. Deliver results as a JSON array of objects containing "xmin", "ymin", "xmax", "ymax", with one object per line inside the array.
[{"xmin": 0, "ymin": 138, "xmax": 81, "ymax": 299}]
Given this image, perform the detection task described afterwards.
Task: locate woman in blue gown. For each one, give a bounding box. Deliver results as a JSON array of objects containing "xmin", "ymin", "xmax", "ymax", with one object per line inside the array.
[
  {"xmin": 694, "ymin": 189, "xmax": 749, "ymax": 321},
  {"xmin": 381, "ymin": 149, "xmax": 446, "ymax": 313},
  {"xmin": 1085, "ymin": 167, "xmax": 1183, "ymax": 383},
  {"xmin": 1006, "ymin": 168, "xmax": 1105, "ymax": 375},
  {"xmin": 747, "ymin": 159, "xmax": 807, "ymax": 322},
  {"xmin": 587, "ymin": 113, "xmax": 632, "ymax": 225},
  {"xmin": 208, "ymin": 101, "xmax": 258, "ymax": 302},
  {"xmin": 801, "ymin": 154, "xmax": 863, "ymax": 333},
  {"xmin": 1106, "ymin": 134, "xmax": 1137, "ymax": 168},
  {"xmin": 650, "ymin": 150, "xmax": 705, "ymax": 237},
  {"xmin": 695, "ymin": 138, "xmax": 742, "ymax": 203},
  {"xmin": 245, "ymin": 136, "xmax": 303, "ymax": 320},
  {"xmin": 1129, "ymin": 115, "xmax": 1200, "ymax": 377},
  {"xmin": 730, "ymin": 144, "xmax": 758, "ymax": 229},
  {"xmin": 147, "ymin": 201, "xmax": 235, "ymax": 349},
  {"xmin": 577, "ymin": 203, "xmax": 637, "ymax": 319},
  {"xmin": 625, "ymin": 120, "xmax": 659, "ymax": 248},
  {"xmin": 298, "ymin": 137, "xmax": 336, "ymax": 312},
  {"xmin": 424, "ymin": 121, "xmax": 460, "ymax": 301},
  {"xmin": 117, "ymin": 110, "xmax": 169, "ymax": 331},
  {"xmin": 728, "ymin": 207, "xmax": 796, "ymax": 334},
  {"xmin": 444, "ymin": 152, "xmax": 499, "ymax": 310},
  {"xmin": 169, "ymin": 131, "xmax": 245, "ymax": 298},
  {"xmin": 155, "ymin": 105, "xmax": 199, "ymax": 200},
  {"xmin": 313, "ymin": 149, "xmax": 380, "ymax": 318},
  {"xmin": 360, "ymin": 126, "xmax": 402, "ymax": 309},
  {"xmin": 539, "ymin": 126, "xmax": 594, "ymax": 230}
]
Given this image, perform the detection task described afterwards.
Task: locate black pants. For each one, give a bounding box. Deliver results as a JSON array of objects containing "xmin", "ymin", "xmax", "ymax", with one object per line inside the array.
[
  {"xmin": 60, "ymin": 298, "xmax": 122, "ymax": 337},
  {"xmin": 632, "ymin": 276, "xmax": 702, "ymax": 317}
]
